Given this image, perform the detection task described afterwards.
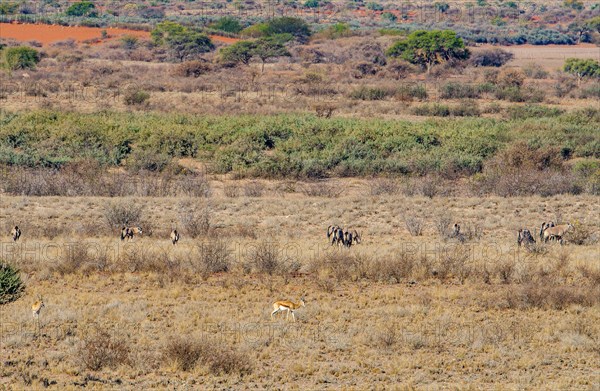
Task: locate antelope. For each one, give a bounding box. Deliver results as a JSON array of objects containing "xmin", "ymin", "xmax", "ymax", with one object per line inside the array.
[
  {"xmin": 453, "ymin": 224, "xmax": 460, "ymax": 237},
  {"xmin": 32, "ymin": 296, "xmax": 44, "ymax": 321},
  {"xmin": 543, "ymin": 223, "xmax": 574, "ymax": 245},
  {"xmin": 170, "ymin": 228, "xmax": 180, "ymax": 245},
  {"xmin": 271, "ymin": 297, "xmax": 305, "ymax": 322},
  {"xmin": 539, "ymin": 221, "xmax": 556, "ymax": 241},
  {"xmin": 11, "ymin": 226, "xmax": 21, "ymax": 242},
  {"xmin": 120, "ymin": 225, "xmax": 142, "ymax": 241},
  {"xmin": 517, "ymin": 229, "xmax": 536, "ymax": 247}
]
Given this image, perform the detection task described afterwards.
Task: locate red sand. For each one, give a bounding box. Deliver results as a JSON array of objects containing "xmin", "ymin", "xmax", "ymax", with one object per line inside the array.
[{"xmin": 0, "ymin": 22, "xmax": 238, "ymax": 46}]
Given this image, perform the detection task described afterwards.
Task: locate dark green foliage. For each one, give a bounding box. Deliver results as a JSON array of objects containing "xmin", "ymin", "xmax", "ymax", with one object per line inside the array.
[
  {"xmin": 564, "ymin": 58, "xmax": 600, "ymax": 79},
  {"xmin": 3, "ymin": 46, "xmax": 40, "ymax": 70},
  {"xmin": 65, "ymin": 1, "xmax": 96, "ymax": 17},
  {"xmin": 0, "ymin": 262, "xmax": 24, "ymax": 305},
  {"xmin": 0, "ymin": 110, "xmax": 598, "ymax": 181},
  {"xmin": 387, "ymin": 30, "xmax": 469, "ymax": 72},
  {"xmin": 266, "ymin": 17, "xmax": 311, "ymax": 43},
  {"xmin": 151, "ymin": 22, "xmax": 214, "ymax": 62},
  {"xmin": 211, "ymin": 16, "xmax": 243, "ymax": 34}
]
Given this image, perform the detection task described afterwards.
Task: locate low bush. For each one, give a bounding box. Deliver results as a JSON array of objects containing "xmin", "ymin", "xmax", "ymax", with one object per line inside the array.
[
  {"xmin": 79, "ymin": 326, "xmax": 130, "ymax": 371},
  {"xmin": 164, "ymin": 338, "xmax": 252, "ymax": 374},
  {"xmin": 0, "ymin": 262, "xmax": 24, "ymax": 304},
  {"xmin": 470, "ymin": 48, "xmax": 513, "ymax": 67},
  {"xmin": 349, "ymin": 86, "xmax": 391, "ymax": 100}
]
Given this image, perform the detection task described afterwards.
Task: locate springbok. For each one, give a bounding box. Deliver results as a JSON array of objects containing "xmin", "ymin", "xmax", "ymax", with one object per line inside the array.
[
  {"xmin": 121, "ymin": 226, "xmax": 142, "ymax": 241},
  {"xmin": 32, "ymin": 296, "xmax": 44, "ymax": 321},
  {"xmin": 11, "ymin": 226, "xmax": 21, "ymax": 242},
  {"xmin": 517, "ymin": 229, "xmax": 536, "ymax": 247},
  {"xmin": 271, "ymin": 297, "xmax": 305, "ymax": 322},
  {"xmin": 543, "ymin": 223, "xmax": 574, "ymax": 244},
  {"xmin": 170, "ymin": 228, "xmax": 180, "ymax": 245}
]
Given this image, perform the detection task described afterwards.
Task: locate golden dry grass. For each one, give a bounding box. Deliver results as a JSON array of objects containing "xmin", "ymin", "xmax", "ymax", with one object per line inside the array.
[{"xmin": 1, "ymin": 183, "xmax": 599, "ymax": 389}]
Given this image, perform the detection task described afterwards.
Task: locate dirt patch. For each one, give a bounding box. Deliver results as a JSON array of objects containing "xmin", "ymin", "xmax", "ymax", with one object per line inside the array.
[{"xmin": 0, "ymin": 22, "xmax": 238, "ymax": 46}]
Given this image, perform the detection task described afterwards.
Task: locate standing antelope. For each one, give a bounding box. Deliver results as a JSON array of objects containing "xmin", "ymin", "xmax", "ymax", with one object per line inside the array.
[
  {"xmin": 271, "ymin": 297, "xmax": 305, "ymax": 322},
  {"xmin": 517, "ymin": 229, "xmax": 536, "ymax": 247},
  {"xmin": 539, "ymin": 221, "xmax": 556, "ymax": 241},
  {"xmin": 11, "ymin": 226, "xmax": 21, "ymax": 242},
  {"xmin": 170, "ymin": 228, "xmax": 180, "ymax": 245},
  {"xmin": 121, "ymin": 226, "xmax": 142, "ymax": 241},
  {"xmin": 32, "ymin": 296, "xmax": 44, "ymax": 322},
  {"xmin": 543, "ymin": 223, "xmax": 574, "ymax": 245}
]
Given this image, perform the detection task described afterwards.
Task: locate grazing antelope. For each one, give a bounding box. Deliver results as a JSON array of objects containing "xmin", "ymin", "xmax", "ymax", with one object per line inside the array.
[
  {"xmin": 539, "ymin": 221, "xmax": 556, "ymax": 241},
  {"xmin": 170, "ymin": 228, "xmax": 180, "ymax": 245},
  {"xmin": 333, "ymin": 227, "xmax": 345, "ymax": 247},
  {"xmin": 271, "ymin": 297, "xmax": 305, "ymax": 322},
  {"xmin": 32, "ymin": 297, "xmax": 44, "ymax": 321},
  {"xmin": 543, "ymin": 223, "xmax": 574, "ymax": 245},
  {"xmin": 11, "ymin": 226, "xmax": 21, "ymax": 242},
  {"xmin": 517, "ymin": 229, "xmax": 536, "ymax": 247},
  {"xmin": 120, "ymin": 225, "xmax": 142, "ymax": 241},
  {"xmin": 327, "ymin": 225, "xmax": 338, "ymax": 241},
  {"xmin": 453, "ymin": 224, "xmax": 461, "ymax": 237}
]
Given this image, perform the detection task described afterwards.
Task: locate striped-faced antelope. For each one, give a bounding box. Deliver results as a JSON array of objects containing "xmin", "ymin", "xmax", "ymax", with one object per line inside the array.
[
  {"xmin": 543, "ymin": 223, "xmax": 574, "ymax": 244},
  {"xmin": 271, "ymin": 297, "xmax": 305, "ymax": 322},
  {"xmin": 11, "ymin": 226, "xmax": 21, "ymax": 242},
  {"xmin": 517, "ymin": 229, "xmax": 536, "ymax": 247},
  {"xmin": 121, "ymin": 226, "xmax": 142, "ymax": 241},
  {"xmin": 170, "ymin": 228, "xmax": 180, "ymax": 245},
  {"xmin": 539, "ymin": 221, "xmax": 556, "ymax": 241}
]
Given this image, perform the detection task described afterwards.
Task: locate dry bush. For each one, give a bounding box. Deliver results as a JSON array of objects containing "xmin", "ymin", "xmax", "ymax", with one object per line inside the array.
[
  {"xmin": 434, "ymin": 213, "xmax": 454, "ymax": 239},
  {"xmin": 309, "ymin": 251, "xmax": 371, "ymax": 282},
  {"xmin": 314, "ymin": 103, "xmax": 336, "ymax": 118},
  {"xmin": 578, "ymin": 264, "xmax": 600, "ymax": 286},
  {"xmin": 223, "ymin": 183, "xmax": 241, "ymax": 197},
  {"xmin": 193, "ymin": 240, "xmax": 232, "ymax": 278},
  {"xmin": 505, "ymin": 284, "xmax": 598, "ymax": 310},
  {"xmin": 403, "ymin": 214, "xmax": 424, "ymax": 236},
  {"xmin": 117, "ymin": 243, "xmax": 156, "ymax": 273},
  {"xmin": 369, "ymin": 178, "xmax": 399, "ymax": 196},
  {"xmin": 243, "ymin": 181, "xmax": 265, "ymax": 197},
  {"xmin": 52, "ymin": 243, "xmax": 94, "ymax": 275},
  {"xmin": 173, "ymin": 60, "xmax": 212, "ymax": 78},
  {"xmin": 433, "ymin": 245, "xmax": 472, "ymax": 283},
  {"xmin": 300, "ymin": 181, "xmax": 344, "ymax": 198},
  {"xmin": 461, "ymin": 222, "xmax": 483, "ymax": 241},
  {"xmin": 376, "ymin": 323, "xmax": 398, "ymax": 348},
  {"xmin": 247, "ymin": 241, "xmax": 283, "ymax": 275},
  {"xmin": 103, "ymin": 200, "xmax": 144, "ymax": 232},
  {"xmin": 370, "ymin": 253, "xmax": 418, "ymax": 283},
  {"xmin": 79, "ymin": 327, "xmax": 130, "ymax": 371},
  {"xmin": 163, "ymin": 338, "xmax": 252, "ymax": 375},
  {"xmin": 177, "ymin": 174, "xmax": 212, "ymax": 197},
  {"xmin": 178, "ymin": 200, "xmax": 211, "ymax": 238},
  {"xmin": 566, "ymin": 222, "xmax": 598, "ymax": 245}
]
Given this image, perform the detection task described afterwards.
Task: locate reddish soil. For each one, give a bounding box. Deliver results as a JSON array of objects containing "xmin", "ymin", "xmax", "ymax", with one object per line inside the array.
[{"xmin": 0, "ymin": 22, "xmax": 238, "ymax": 46}]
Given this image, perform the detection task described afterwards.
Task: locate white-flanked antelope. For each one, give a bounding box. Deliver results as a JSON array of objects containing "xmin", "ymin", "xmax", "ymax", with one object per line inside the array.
[
  {"xmin": 11, "ymin": 226, "xmax": 21, "ymax": 242},
  {"xmin": 32, "ymin": 296, "xmax": 44, "ymax": 321},
  {"xmin": 542, "ymin": 223, "xmax": 574, "ymax": 245},
  {"xmin": 121, "ymin": 225, "xmax": 142, "ymax": 241},
  {"xmin": 271, "ymin": 297, "xmax": 305, "ymax": 322},
  {"xmin": 170, "ymin": 228, "xmax": 180, "ymax": 245}
]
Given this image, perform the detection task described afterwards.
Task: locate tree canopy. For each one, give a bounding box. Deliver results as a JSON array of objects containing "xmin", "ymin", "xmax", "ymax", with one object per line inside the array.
[
  {"xmin": 65, "ymin": 1, "xmax": 97, "ymax": 17},
  {"xmin": 220, "ymin": 35, "xmax": 291, "ymax": 72},
  {"xmin": 151, "ymin": 22, "xmax": 214, "ymax": 62},
  {"xmin": 386, "ymin": 30, "xmax": 470, "ymax": 72},
  {"xmin": 563, "ymin": 58, "xmax": 600, "ymax": 82},
  {"xmin": 3, "ymin": 46, "xmax": 41, "ymax": 71}
]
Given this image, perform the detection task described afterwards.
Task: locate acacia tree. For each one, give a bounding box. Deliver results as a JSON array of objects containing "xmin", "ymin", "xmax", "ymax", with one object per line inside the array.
[
  {"xmin": 386, "ymin": 30, "xmax": 470, "ymax": 73},
  {"xmin": 220, "ymin": 40, "xmax": 255, "ymax": 65},
  {"xmin": 151, "ymin": 22, "xmax": 214, "ymax": 62},
  {"xmin": 252, "ymin": 36, "xmax": 291, "ymax": 72},
  {"xmin": 563, "ymin": 58, "xmax": 600, "ymax": 84}
]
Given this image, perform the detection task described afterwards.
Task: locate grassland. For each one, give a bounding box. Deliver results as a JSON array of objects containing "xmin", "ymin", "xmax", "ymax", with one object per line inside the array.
[{"xmin": 1, "ymin": 192, "xmax": 599, "ymax": 389}]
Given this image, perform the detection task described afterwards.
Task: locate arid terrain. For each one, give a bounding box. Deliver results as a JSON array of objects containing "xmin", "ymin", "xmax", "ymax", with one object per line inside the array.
[
  {"xmin": 1, "ymin": 189, "xmax": 599, "ymax": 389},
  {"xmin": 0, "ymin": 1, "xmax": 599, "ymax": 389}
]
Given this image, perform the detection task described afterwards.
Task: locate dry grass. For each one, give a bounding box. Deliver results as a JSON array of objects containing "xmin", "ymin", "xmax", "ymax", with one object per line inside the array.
[{"xmin": 0, "ymin": 188, "xmax": 598, "ymax": 389}]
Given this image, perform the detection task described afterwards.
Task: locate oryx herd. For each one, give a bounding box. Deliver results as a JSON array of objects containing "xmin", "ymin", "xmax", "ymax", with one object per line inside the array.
[
  {"xmin": 517, "ymin": 221, "xmax": 575, "ymax": 247},
  {"xmin": 327, "ymin": 225, "xmax": 362, "ymax": 248}
]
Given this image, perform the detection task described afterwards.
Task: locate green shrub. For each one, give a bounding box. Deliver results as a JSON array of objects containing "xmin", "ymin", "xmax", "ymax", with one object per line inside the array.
[
  {"xmin": 413, "ymin": 103, "xmax": 450, "ymax": 116},
  {"xmin": 507, "ymin": 105, "xmax": 564, "ymax": 119},
  {"xmin": 349, "ymin": 86, "xmax": 391, "ymax": 100},
  {"xmin": 0, "ymin": 262, "xmax": 25, "ymax": 305},
  {"xmin": 3, "ymin": 46, "xmax": 40, "ymax": 70},
  {"xmin": 65, "ymin": 1, "xmax": 97, "ymax": 17},
  {"xmin": 440, "ymin": 82, "xmax": 481, "ymax": 99},
  {"xmin": 210, "ymin": 16, "xmax": 242, "ymax": 34},
  {"xmin": 123, "ymin": 90, "xmax": 150, "ymax": 106}
]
